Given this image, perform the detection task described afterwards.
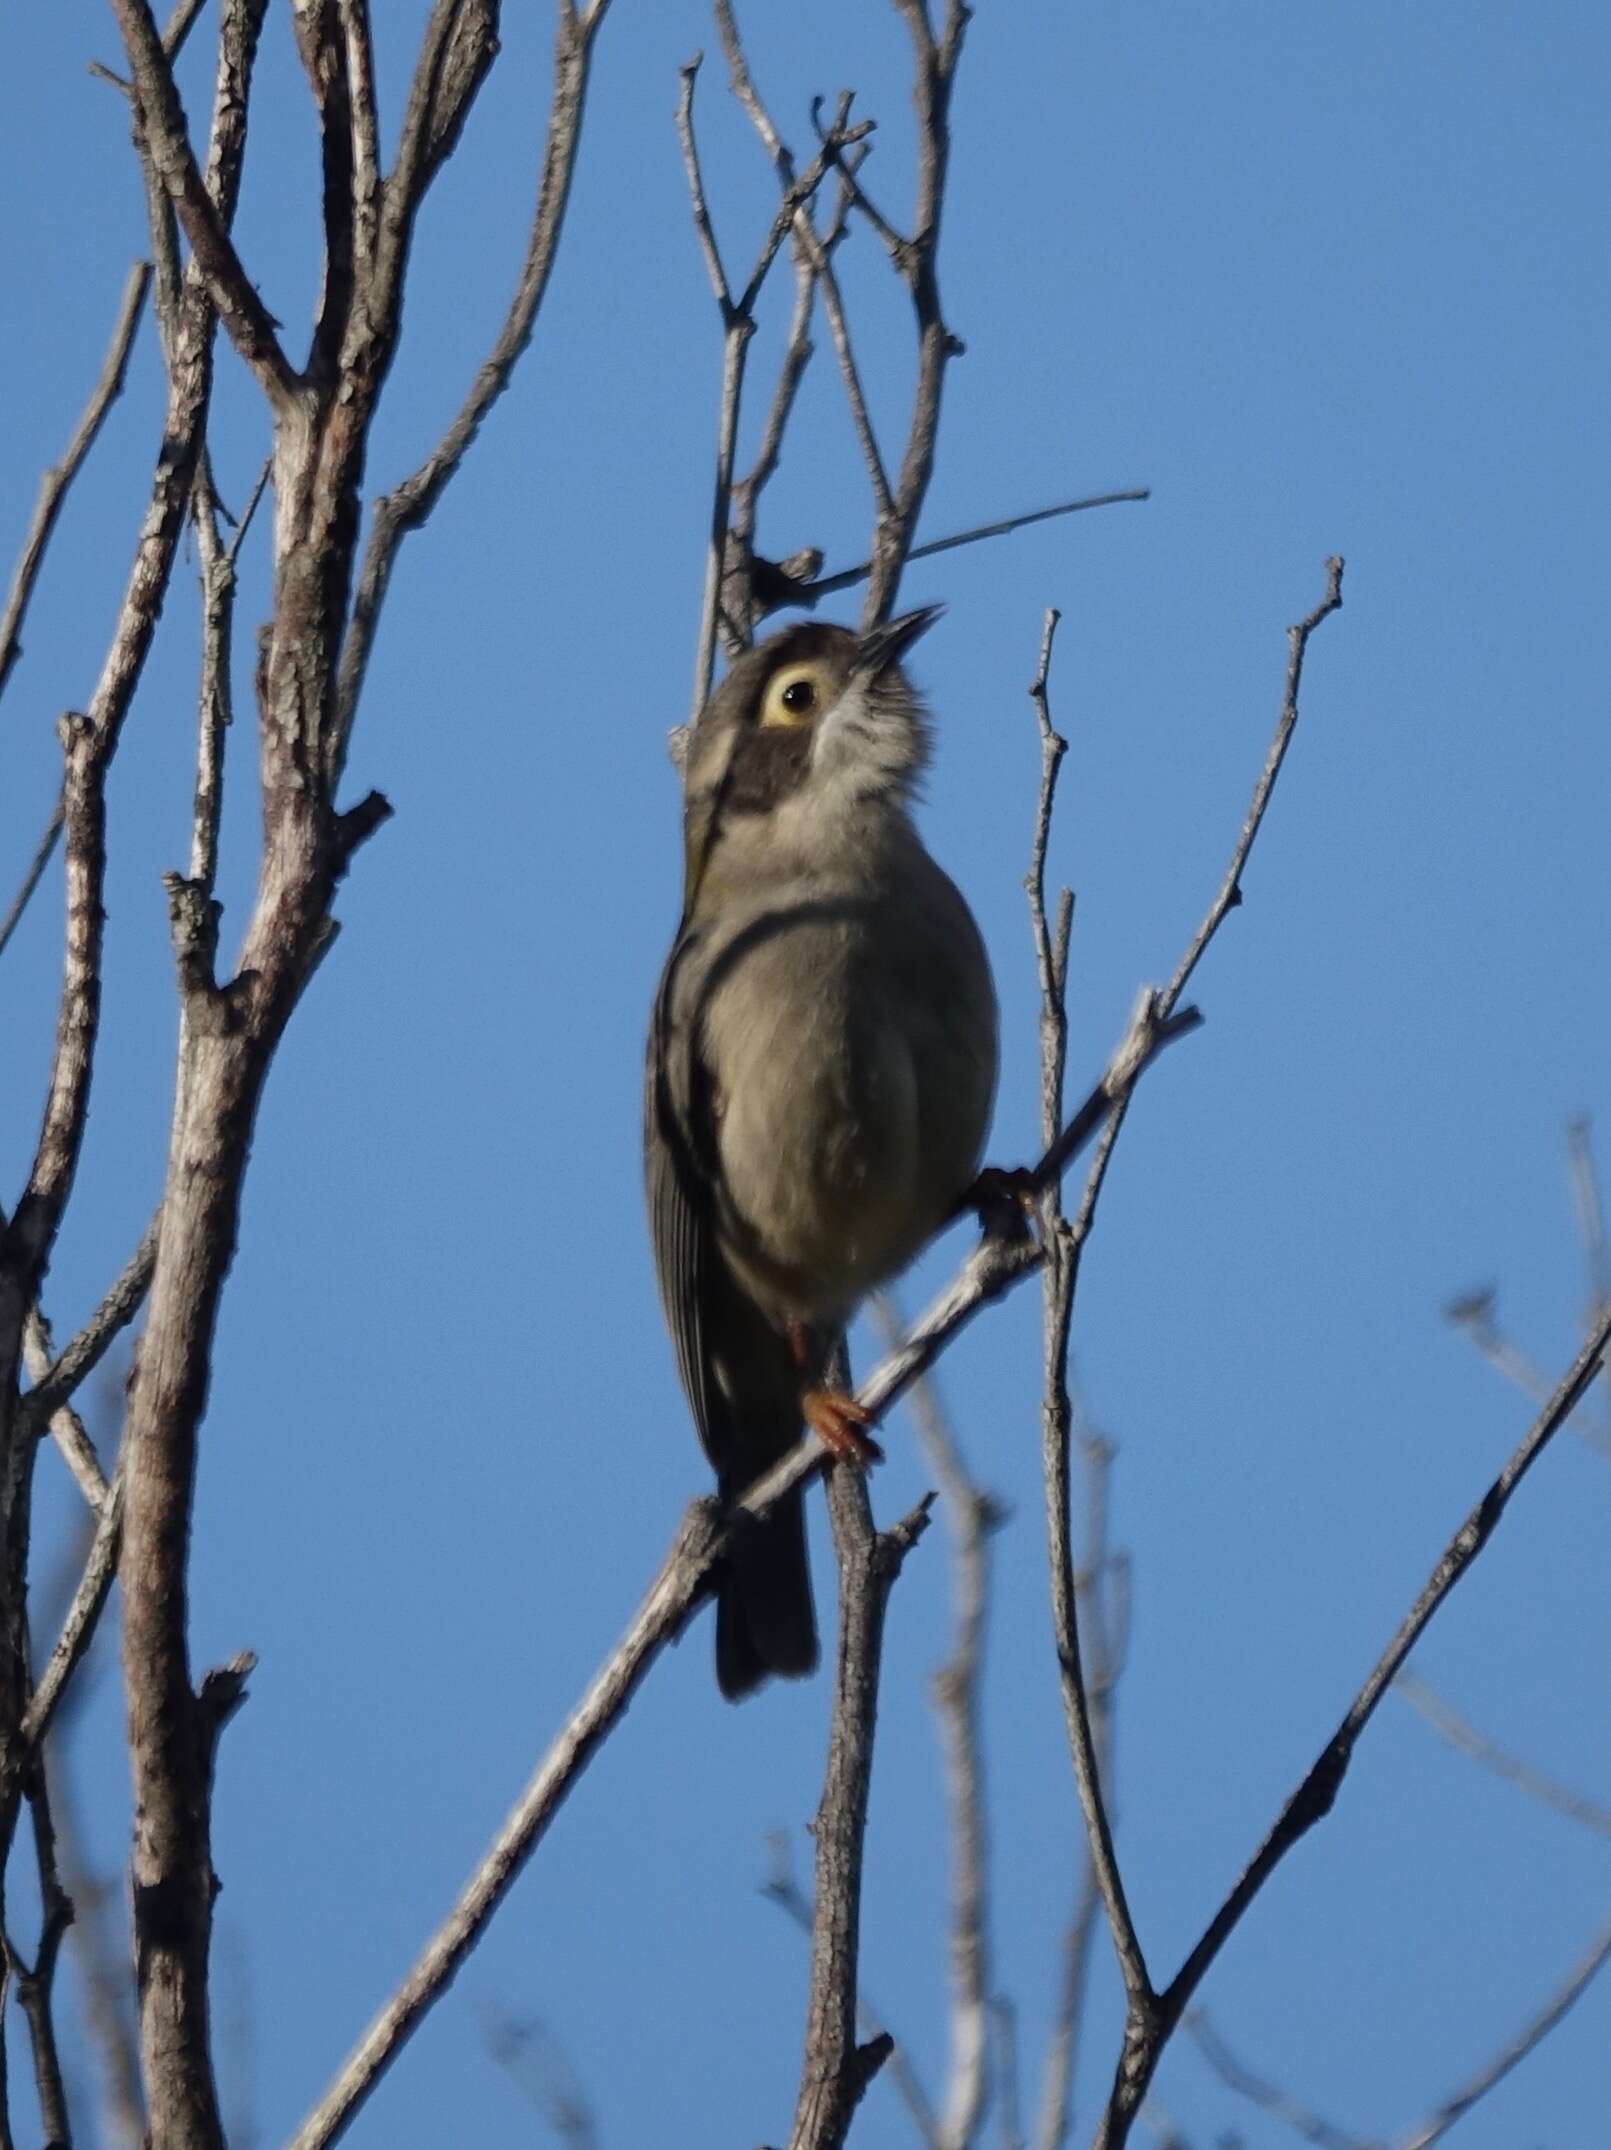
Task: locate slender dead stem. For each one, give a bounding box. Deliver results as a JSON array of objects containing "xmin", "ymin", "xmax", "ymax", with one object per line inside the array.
[
  {"xmin": 679, "ymin": 47, "xmax": 871, "ymax": 713},
  {"xmin": 858, "ymin": 0, "xmax": 970, "ymax": 626},
  {"xmin": 21, "ymin": 1216, "xmax": 159, "ymax": 1444},
  {"xmin": 762, "ymin": 1833, "xmax": 942, "ymax": 2147},
  {"xmin": 1194, "ymin": 1889, "xmax": 1611, "ymax": 2150},
  {"xmin": 800, "ymin": 494, "xmax": 1151, "ymax": 608},
  {"xmin": 331, "ymin": 0, "xmax": 613, "ymax": 786},
  {"xmin": 0, "ymin": 801, "xmax": 65, "ymax": 967},
  {"xmin": 875, "ymin": 1297, "xmax": 999, "ymax": 2150},
  {"xmin": 7, "ymin": 1772, "xmax": 77, "ymax": 2148},
  {"xmin": 109, "ymin": 0, "xmax": 297, "ymax": 400},
  {"xmin": 0, "ymin": 262, "xmax": 152, "ymax": 710},
  {"xmin": 788, "ymin": 1473, "xmax": 930, "ymax": 2150},
  {"xmin": 1394, "ymin": 1672, "xmax": 1611, "ymax": 1839}
]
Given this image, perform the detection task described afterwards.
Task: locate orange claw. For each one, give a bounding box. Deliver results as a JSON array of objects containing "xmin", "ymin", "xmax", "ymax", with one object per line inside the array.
[{"xmin": 803, "ymin": 1389, "xmax": 884, "ymax": 1467}]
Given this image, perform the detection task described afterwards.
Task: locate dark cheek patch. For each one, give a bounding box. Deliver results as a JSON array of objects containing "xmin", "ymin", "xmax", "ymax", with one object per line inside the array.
[{"xmin": 726, "ymin": 725, "xmax": 814, "ymax": 815}]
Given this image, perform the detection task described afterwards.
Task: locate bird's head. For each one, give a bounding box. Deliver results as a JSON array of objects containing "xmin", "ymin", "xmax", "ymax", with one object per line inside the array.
[{"xmin": 680, "ymin": 608, "xmax": 941, "ymax": 893}]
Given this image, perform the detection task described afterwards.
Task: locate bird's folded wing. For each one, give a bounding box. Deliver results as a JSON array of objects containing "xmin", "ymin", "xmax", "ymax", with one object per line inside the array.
[{"xmin": 645, "ymin": 928, "xmax": 724, "ymax": 1464}]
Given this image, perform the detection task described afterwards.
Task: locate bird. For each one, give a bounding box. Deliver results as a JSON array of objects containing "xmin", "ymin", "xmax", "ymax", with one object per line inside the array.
[{"xmin": 645, "ymin": 606, "xmax": 999, "ymax": 1699}]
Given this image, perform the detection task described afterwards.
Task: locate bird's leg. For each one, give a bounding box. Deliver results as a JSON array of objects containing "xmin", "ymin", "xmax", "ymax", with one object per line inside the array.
[
  {"xmin": 958, "ymin": 1164, "xmax": 1040, "ymax": 1239},
  {"xmin": 788, "ymin": 1320, "xmax": 884, "ymax": 1467}
]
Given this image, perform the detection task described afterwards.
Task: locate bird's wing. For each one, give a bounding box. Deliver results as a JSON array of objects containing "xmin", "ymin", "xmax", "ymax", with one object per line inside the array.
[{"xmin": 645, "ymin": 924, "xmax": 724, "ymax": 1465}]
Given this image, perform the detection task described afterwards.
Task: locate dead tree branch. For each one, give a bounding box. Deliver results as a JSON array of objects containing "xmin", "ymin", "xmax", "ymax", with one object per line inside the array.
[
  {"xmin": 873, "ymin": 1301, "xmax": 1000, "ymax": 2150},
  {"xmin": 678, "ymin": 52, "xmax": 872, "ymax": 714},
  {"xmin": 0, "ymin": 261, "xmax": 151, "ymax": 710},
  {"xmin": 1393, "ymin": 1672, "xmax": 1611, "ymax": 1839},
  {"xmin": 331, "ymin": 0, "xmax": 615, "ymax": 786},
  {"xmin": 788, "ymin": 1481, "xmax": 933, "ymax": 2150},
  {"xmin": 762, "ymin": 1832, "xmax": 942, "ymax": 2147},
  {"xmin": 856, "ymin": 0, "xmax": 970, "ymax": 625},
  {"xmin": 1193, "ymin": 1891, "xmax": 1611, "ymax": 2150},
  {"xmin": 0, "ymin": 801, "xmax": 65, "ymax": 968}
]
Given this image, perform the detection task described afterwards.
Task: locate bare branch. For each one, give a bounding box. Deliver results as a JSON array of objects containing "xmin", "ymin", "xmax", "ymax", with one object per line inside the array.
[
  {"xmin": 3, "ymin": 716, "xmax": 110, "ymax": 1286},
  {"xmin": 789, "ymin": 1475, "xmax": 930, "ymax": 2150},
  {"xmin": 1395, "ymin": 1905, "xmax": 1611, "ymax": 2149},
  {"xmin": 1394, "ymin": 1671, "xmax": 1611, "ymax": 1839},
  {"xmin": 22, "ymin": 1470, "xmax": 125, "ymax": 1755},
  {"xmin": 1162, "ymin": 557, "xmax": 1344, "ymax": 1015},
  {"xmin": 1566, "ymin": 1115, "xmax": 1611, "ymax": 1318},
  {"xmin": 798, "ymin": 492, "xmax": 1151, "ymax": 608},
  {"xmin": 859, "ymin": 1, "xmax": 971, "ymax": 625},
  {"xmin": 188, "ymin": 453, "xmax": 269, "ymax": 893},
  {"xmin": 0, "ymin": 799, "xmax": 65, "ymax": 967},
  {"xmin": 762, "ymin": 1833, "xmax": 942, "ymax": 2148},
  {"xmin": 331, "ymin": 0, "xmax": 612, "ymax": 785},
  {"xmin": 21, "ymin": 1306, "xmax": 110, "ymax": 1511},
  {"xmin": 1034, "ymin": 1426, "xmax": 1125, "ymax": 2150},
  {"xmin": 1079, "ymin": 1299, "xmax": 1611, "ymax": 2146},
  {"xmin": 680, "ymin": 49, "xmax": 873, "ymax": 712},
  {"xmin": 1443, "ymin": 1284, "xmax": 1611, "ymax": 1463},
  {"xmin": 478, "ymin": 2000, "xmax": 603, "ymax": 2150},
  {"xmin": 340, "ymin": 3, "xmax": 382, "ymax": 255},
  {"xmin": 383, "ymin": 0, "xmax": 503, "ymax": 288},
  {"xmin": 21, "ymin": 1215, "xmax": 160, "ymax": 1441},
  {"xmin": 108, "ymin": 0, "xmax": 297, "ymax": 401},
  {"xmin": 1186, "ymin": 2012, "xmax": 1370, "ymax": 2150},
  {"xmin": 875, "ymin": 1297, "xmax": 997, "ymax": 2150},
  {"xmin": 0, "ymin": 262, "xmax": 151, "ymax": 710},
  {"xmin": 8, "ymin": 1772, "xmax": 77, "ymax": 2150}
]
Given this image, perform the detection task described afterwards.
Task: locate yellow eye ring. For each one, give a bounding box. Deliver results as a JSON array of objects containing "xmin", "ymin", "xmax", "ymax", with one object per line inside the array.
[{"xmin": 759, "ymin": 663, "xmax": 823, "ymax": 728}]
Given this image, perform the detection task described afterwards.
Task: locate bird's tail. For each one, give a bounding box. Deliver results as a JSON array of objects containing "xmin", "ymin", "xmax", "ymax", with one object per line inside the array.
[{"xmin": 715, "ymin": 1486, "xmax": 818, "ymax": 1701}]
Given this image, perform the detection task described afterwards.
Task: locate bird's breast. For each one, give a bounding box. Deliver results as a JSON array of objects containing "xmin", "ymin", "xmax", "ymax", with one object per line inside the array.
[{"xmin": 694, "ymin": 873, "xmax": 993, "ymax": 1323}]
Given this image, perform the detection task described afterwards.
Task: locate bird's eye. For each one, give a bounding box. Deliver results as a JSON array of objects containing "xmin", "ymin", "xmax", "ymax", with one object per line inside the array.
[{"xmin": 760, "ymin": 663, "xmax": 825, "ymax": 728}]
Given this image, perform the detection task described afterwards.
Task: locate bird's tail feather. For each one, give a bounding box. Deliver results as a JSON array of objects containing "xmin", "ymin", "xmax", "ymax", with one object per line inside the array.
[{"xmin": 715, "ymin": 1487, "xmax": 817, "ymax": 1701}]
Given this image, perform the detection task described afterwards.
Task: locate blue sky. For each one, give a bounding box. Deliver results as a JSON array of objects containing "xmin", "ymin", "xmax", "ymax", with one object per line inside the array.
[{"xmin": 2, "ymin": 4, "xmax": 1609, "ymax": 2145}]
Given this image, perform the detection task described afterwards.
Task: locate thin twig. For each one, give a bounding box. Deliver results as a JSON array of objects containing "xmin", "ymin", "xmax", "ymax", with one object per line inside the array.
[
  {"xmin": 789, "ymin": 1476, "xmax": 931, "ymax": 2150},
  {"xmin": 0, "ymin": 262, "xmax": 152, "ymax": 710},
  {"xmin": 478, "ymin": 2000, "xmax": 603, "ymax": 2150},
  {"xmin": 859, "ymin": 0, "xmax": 970, "ymax": 626},
  {"xmin": 1087, "ymin": 1300, "xmax": 1611, "ymax": 2147},
  {"xmin": 189, "ymin": 452, "xmax": 269, "ymax": 892},
  {"xmin": 108, "ymin": 0, "xmax": 297, "ymax": 401},
  {"xmin": 763, "ymin": 1833, "xmax": 941, "ymax": 2149},
  {"xmin": 0, "ymin": 800, "xmax": 65, "ymax": 966},
  {"xmin": 1161, "ymin": 558, "xmax": 1344, "ymax": 1017},
  {"xmin": 22, "ymin": 1471, "xmax": 125, "ymax": 1755},
  {"xmin": 800, "ymin": 494, "xmax": 1151, "ymax": 608},
  {"xmin": 679, "ymin": 52, "xmax": 871, "ymax": 713},
  {"xmin": 1396, "ymin": 1905, "xmax": 1611, "ymax": 2149},
  {"xmin": 20, "ymin": 1216, "xmax": 160, "ymax": 1441},
  {"xmin": 1565, "ymin": 1116, "xmax": 1611, "ymax": 1319},
  {"xmin": 1022, "ymin": 612, "xmax": 1150, "ymax": 2037},
  {"xmin": 7, "ymin": 1771, "xmax": 78, "ymax": 2148},
  {"xmin": 1186, "ymin": 2012, "xmax": 1370, "ymax": 2150},
  {"xmin": 1393, "ymin": 1671, "xmax": 1611, "ymax": 1839},
  {"xmin": 330, "ymin": 0, "xmax": 612, "ymax": 786},
  {"xmin": 1034, "ymin": 1425, "xmax": 1126, "ymax": 2150},
  {"xmin": 1442, "ymin": 1286, "xmax": 1611, "ymax": 1462},
  {"xmin": 875, "ymin": 1298, "xmax": 997, "ymax": 2150}
]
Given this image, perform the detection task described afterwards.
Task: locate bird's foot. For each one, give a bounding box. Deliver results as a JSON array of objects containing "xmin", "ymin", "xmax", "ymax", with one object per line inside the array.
[
  {"xmin": 803, "ymin": 1388, "xmax": 884, "ymax": 1467},
  {"xmin": 963, "ymin": 1164, "xmax": 1040, "ymax": 1239}
]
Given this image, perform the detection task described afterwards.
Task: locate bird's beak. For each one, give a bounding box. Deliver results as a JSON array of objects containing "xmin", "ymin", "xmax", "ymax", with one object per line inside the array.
[{"xmin": 855, "ymin": 604, "xmax": 944, "ymax": 676}]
